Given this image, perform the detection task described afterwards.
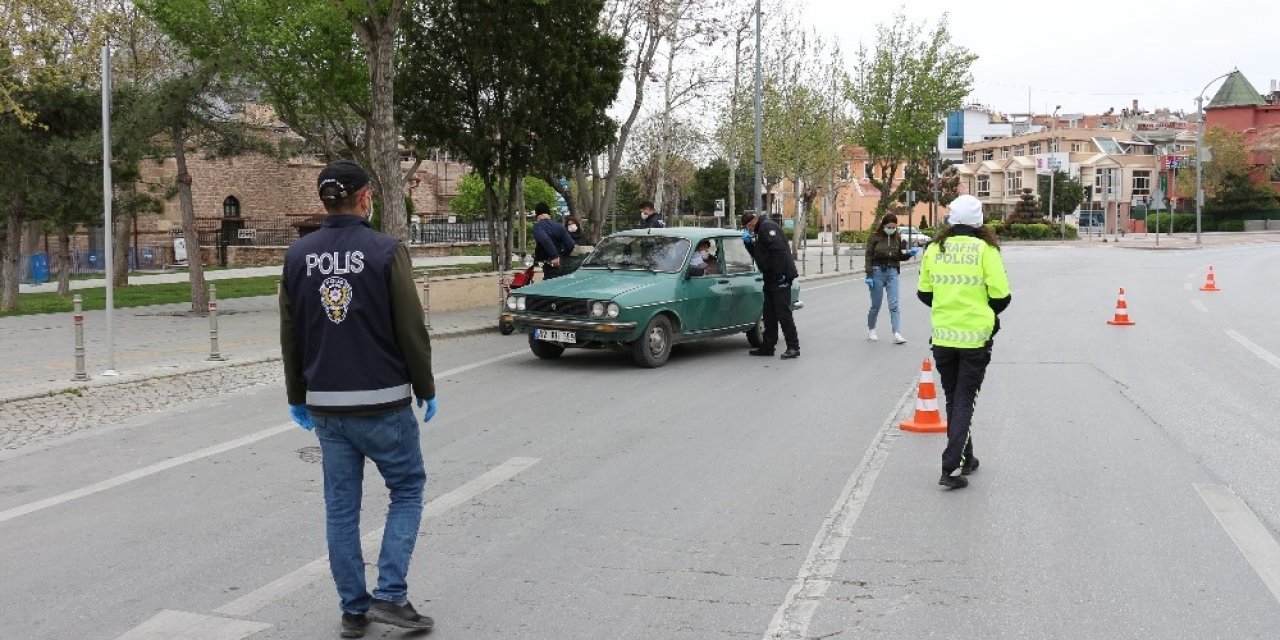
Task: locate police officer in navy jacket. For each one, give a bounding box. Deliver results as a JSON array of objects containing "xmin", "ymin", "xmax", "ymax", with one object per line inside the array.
[{"xmin": 279, "ymin": 159, "xmax": 437, "ymax": 636}]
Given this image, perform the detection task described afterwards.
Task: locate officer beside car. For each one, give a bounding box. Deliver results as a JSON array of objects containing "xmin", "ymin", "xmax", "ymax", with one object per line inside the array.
[
  {"xmin": 532, "ymin": 202, "xmax": 575, "ymax": 279},
  {"xmin": 741, "ymin": 212, "xmax": 800, "ymax": 360}
]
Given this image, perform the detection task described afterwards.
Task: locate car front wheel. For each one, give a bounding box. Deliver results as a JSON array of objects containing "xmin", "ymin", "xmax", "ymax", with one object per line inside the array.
[
  {"xmin": 746, "ymin": 316, "xmax": 765, "ymax": 348},
  {"xmin": 528, "ymin": 333, "xmax": 565, "ymax": 360},
  {"xmin": 632, "ymin": 315, "xmax": 674, "ymax": 368}
]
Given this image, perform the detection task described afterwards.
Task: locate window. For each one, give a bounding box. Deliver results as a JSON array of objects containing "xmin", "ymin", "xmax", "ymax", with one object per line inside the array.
[
  {"xmin": 864, "ymin": 162, "xmax": 873, "ymax": 179},
  {"xmin": 1000, "ymin": 147, "xmax": 1010, "ymax": 159},
  {"xmin": 1029, "ymin": 142, "xmax": 1042, "ymax": 155},
  {"xmin": 1094, "ymin": 169, "xmax": 1118, "ymax": 196},
  {"xmin": 977, "ymin": 175, "xmax": 990, "ymax": 197},
  {"xmin": 1131, "ymin": 170, "xmax": 1151, "ymax": 196},
  {"xmin": 222, "ymin": 196, "xmax": 241, "ymax": 218},
  {"xmin": 964, "ymin": 151, "xmax": 977, "ymax": 164},
  {"xmin": 1071, "ymin": 142, "xmax": 1084, "ymax": 152},
  {"xmin": 946, "ymin": 110, "xmax": 965, "ymax": 149},
  {"xmin": 722, "ymin": 238, "xmax": 757, "ymax": 274},
  {"xmin": 982, "ymin": 149, "xmax": 993, "ymax": 161},
  {"xmin": 1006, "ymin": 172, "xmax": 1022, "ymax": 192},
  {"xmin": 581, "ymin": 236, "xmax": 690, "ymax": 273},
  {"xmin": 1271, "ymin": 165, "xmax": 1280, "ymax": 183}
]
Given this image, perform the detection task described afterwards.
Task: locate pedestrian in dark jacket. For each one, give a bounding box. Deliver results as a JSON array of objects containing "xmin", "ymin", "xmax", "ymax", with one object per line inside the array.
[
  {"xmin": 864, "ymin": 213, "xmax": 921, "ymax": 344},
  {"xmin": 532, "ymin": 202, "xmax": 575, "ymax": 279},
  {"xmin": 279, "ymin": 159, "xmax": 436, "ymax": 636},
  {"xmin": 564, "ymin": 215, "xmax": 584, "ymax": 244},
  {"xmin": 742, "ymin": 212, "xmax": 800, "ymax": 359},
  {"xmin": 638, "ymin": 200, "xmax": 666, "ymax": 228}
]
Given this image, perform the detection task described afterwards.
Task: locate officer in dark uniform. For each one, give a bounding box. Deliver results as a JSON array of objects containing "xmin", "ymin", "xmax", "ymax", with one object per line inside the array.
[
  {"xmin": 280, "ymin": 159, "xmax": 436, "ymax": 637},
  {"xmin": 638, "ymin": 200, "xmax": 666, "ymax": 228},
  {"xmin": 742, "ymin": 212, "xmax": 800, "ymax": 359},
  {"xmin": 531, "ymin": 202, "xmax": 575, "ymax": 279}
]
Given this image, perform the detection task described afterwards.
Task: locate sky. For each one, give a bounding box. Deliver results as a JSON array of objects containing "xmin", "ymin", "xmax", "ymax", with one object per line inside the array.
[{"xmin": 798, "ymin": 0, "xmax": 1278, "ymax": 117}]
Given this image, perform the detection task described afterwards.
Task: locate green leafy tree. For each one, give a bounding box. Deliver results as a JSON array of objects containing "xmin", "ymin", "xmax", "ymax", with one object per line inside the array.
[
  {"xmin": 451, "ymin": 173, "xmax": 558, "ymax": 222},
  {"xmin": 398, "ymin": 0, "xmax": 624, "ymax": 269},
  {"xmin": 1206, "ymin": 172, "xmax": 1277, "ymax": 215},
  {"xmin": 690, "ymin": 158, "xmax": 751, "ymax": 217},
  {"xmin": 1037, "ymin": 171, "xmax": 1085, "ymax": 222},
  {"xmin": 848, "ymin": 12, "xmax": 976, "ymax": 220}
]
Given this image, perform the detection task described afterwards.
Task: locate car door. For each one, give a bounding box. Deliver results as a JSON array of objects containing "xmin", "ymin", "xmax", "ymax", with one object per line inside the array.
[
  {"xmin": 720, "ymin": 236, "xmax": 764, "ymax": 327},
  {"xmin": 679, "ymin": 239, "xmax": 734, "ymax": 333}
]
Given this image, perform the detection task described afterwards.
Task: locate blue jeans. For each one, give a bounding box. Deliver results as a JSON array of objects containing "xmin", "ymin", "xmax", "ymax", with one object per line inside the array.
[
  {"xmin": 314, "ymin": 407, "xmax": 426, "ymax": 614},
  {"xmin": 867, "ymin": 265, "xmax": 901, "ymax": 333}
]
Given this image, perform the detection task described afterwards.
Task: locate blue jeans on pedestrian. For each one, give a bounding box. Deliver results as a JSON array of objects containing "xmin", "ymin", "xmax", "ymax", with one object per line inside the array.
[
  {"xmin": 314, "ymin": 406, "xmax": 426, "ymax": 615},
  {"xmin": 867, "ymin": 265, "xmax": 901, "ymax": 333}
]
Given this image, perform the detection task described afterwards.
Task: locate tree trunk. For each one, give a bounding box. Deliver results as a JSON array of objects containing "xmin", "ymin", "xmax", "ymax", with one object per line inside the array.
[
  {"xmin": 113, "ymin": 212, "xmax": 130, "ymax": 288},
  {"xmin": 2, "ymin": 192, "xmax": 25, "ymax": 312},
  {"xmin": 652, "ymin": 40, "xmax": 676, "ymax": 215},
  {"xmin": 57, "ymin": 228, "xmax": 72, "ymax": 297},
  {"xmin": 791, "ymin": 178, "xmax": 804, "ymax": 256},
  {"xmin": 482, "ymin": 176, "xmax": 507, "ymax": 271},
  {"xmin": 172, "ymin": 126, "xmax": 208, "ymax": 314},
  {"xmin": 357, "ymin": 18, "xmax": 408, "ymax": 242}
]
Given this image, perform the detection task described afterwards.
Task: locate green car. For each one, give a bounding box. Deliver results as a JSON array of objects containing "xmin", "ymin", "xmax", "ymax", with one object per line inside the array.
[{"xmin": 502, "ymin": 228, "xmax": 803, "ymax": 367}]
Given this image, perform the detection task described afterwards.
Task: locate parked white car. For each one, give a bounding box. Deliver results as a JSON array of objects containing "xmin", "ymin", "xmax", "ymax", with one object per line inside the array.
[{"xmin": 897, "ymin": 226, "xmax": 932, "ymax": 247}]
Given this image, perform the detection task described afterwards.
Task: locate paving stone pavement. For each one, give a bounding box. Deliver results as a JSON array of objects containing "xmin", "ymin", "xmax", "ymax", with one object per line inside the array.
[{"xmin": 0, "ymin": 360, "xmax": 283, "ymax": 452}]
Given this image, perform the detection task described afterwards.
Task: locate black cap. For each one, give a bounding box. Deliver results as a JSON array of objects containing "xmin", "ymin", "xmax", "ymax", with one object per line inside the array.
[
  {"xmin": 317, "ymin": 160, "xmax": 370, "ymax": 201},
  {"xmin": 534, "ymin": 202, "xmax": 551, "ymax": 215}
]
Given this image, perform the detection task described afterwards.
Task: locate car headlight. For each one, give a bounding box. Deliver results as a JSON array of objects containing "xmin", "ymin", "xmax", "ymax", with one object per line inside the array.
[
  {"xmin": 505, "ymin": 295, "xmax": 518, "ymax": 310},
  {"xmin": 606, "ymin": 302, "xmax": 620, "ymax": 318},
  {"xmin": 591, "ymin": 301, "xmax": 605, "ymax": 317},
  {"xmin": 516, "ymin": 296, "xmax": 527, "ymax": 311}
]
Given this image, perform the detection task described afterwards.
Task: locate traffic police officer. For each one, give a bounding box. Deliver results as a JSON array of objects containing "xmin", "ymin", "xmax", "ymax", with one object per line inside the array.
[
  {"xmin": 742, "ymin": 212, "xmax": 800, "ymax": 359},
  {"xmin": 916, "ymin": 195, "xmax": 1011, "ymax": 489},
  {"xmin": 280, "ymin": 159, "xmax": 437, "ymax": 636}
]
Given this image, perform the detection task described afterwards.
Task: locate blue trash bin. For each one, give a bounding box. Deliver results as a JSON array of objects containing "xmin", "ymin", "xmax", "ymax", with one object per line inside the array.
[{"xmin": 28, "ymin": 253, "xmax": 50, "ymax": 284}]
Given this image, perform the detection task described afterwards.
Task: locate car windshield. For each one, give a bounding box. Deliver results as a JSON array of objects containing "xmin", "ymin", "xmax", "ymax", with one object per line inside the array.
[{"xmin": 582, "ymin": 235, "xmax": 691, "ymax": 272}]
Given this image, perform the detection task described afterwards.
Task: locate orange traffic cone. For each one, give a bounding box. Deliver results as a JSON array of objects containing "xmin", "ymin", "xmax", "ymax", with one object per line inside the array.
[
  {"xmin": 1200, "ymin": 266, "xmax": 1220, "ymax": 292},
  {"xmin": 901, "ymin": 358, "xmax": 947, "ymax": 433},
  {"xmin": 1107, "ymin": 287, "xmax": 1136, "ymax": 326}
]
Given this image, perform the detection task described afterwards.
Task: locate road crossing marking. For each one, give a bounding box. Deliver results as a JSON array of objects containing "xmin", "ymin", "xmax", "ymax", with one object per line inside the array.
[
  {"xmin": 215, "ymin": 456, "xmax": 541, "ymax": 617},
  {"xmin": 762, "ymin": 385, "xmax": 915, "ymax": 640},
  {"xmin": 1190, "ymin": 299, "xmax": 1209, "ymax": 313},
  {"xmin": 1194, "ymin": 484, "xmax": 1280, "ymax": 607},
  {"xmin": 1225, "ymin": 330, "xmax": 1280, "ymax": 369},
  {"xmin": 0, "ymin": 351, "xmax": 528, "ymax": 525},
  {"xmin": 114, "ymin": 610, "xmax": 269, "ymax": 640}
]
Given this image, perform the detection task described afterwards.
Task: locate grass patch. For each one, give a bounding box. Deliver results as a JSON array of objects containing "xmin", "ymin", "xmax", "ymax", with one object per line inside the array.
[
  {"xmin": 3, "ymin": 276, "xmax": 282, "ymax": 318},
  {"xmin": 453, "ymin": 245, "xmax": 494, "ymax": 257}
]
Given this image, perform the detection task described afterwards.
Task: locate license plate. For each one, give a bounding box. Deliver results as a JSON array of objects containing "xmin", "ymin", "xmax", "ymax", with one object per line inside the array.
[{"xmin": 534, "ymin": 329, "xmax": 577, "ymax": 344}]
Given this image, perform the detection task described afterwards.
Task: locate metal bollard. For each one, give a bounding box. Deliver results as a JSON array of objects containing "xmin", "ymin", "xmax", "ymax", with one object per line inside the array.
[
  {"xmin": 421, "ymin": 272, "xmax": 432, "ymax": 330},
  {"xmin": 207, "ymin": 283, "xmax": 224, "ymax": 361},
  {"xmin": 72, "ymin": 294, "xmax": 89, "ymax": 381}
]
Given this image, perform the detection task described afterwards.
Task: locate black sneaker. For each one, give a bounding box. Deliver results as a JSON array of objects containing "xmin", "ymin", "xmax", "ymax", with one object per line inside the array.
[
  {"xmin": 368, "ymin": 599, "xmax": 434, "ymax": 630},
  {"xmin": 961, "ymin": 458, "xmax": 980, "ymax": 476},
  {"xmin": 938, "ymin": 473, "xmax": 969, "ymax": 489},
  {"xmin": 780, "ymin": 349, "xmax": 800, "ymax": 359},
  {"xmin": 341, "ymin": 613, "xmax": 369, "ymax": 638},
  {"xmin": 749, "ymin": 348, "xmax": 776, "ymax": 356}
]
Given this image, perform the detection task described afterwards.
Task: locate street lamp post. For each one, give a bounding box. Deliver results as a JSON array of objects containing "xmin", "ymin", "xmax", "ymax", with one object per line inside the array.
[
  {"xmin": 1195, "ymin": 71, "xmax": 1233, "ymax": 246},
  {"xmin": 1049, "ymin": 106, "xmax": 1061, "ymax": 240},
  {"xmin": 752, "ymin": 0, "xmax": 763, "ymax": 215}
]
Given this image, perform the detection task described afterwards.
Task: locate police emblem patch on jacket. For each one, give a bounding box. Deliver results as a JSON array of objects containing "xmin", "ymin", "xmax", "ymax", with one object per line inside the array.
[{"xmin": 320, "ymin": 277, "xmax": 353, "ymax": 324}]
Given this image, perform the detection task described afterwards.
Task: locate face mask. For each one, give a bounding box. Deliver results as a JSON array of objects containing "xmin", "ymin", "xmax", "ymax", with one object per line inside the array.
[
  {"xmin": 884, "ymin": 226, "xmax": 898, "ymax": 235},
  {"xmin": 641, "ymin": 211, "xmax": 651, "ymax": 218},
  {"xmin": 568, "ymin": 224, "xmax": 578, "ymax": 232},
  {"xmin": 697, "ymin": 250, "xmax": 709, "ymax": 259}
]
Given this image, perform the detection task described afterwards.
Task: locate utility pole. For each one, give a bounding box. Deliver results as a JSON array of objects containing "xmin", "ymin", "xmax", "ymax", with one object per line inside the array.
[
  {"xmin": 1195, "ymin": 71, "xmax": 1232, "ymax": 246},
  {"xmin": 1050, "ymin": 106, "xmax": 1062, "ymax": 240},
  {"xmin": 101, "ymin": 46, "xmax": 118, "ymax": 376},
  {"xmin": 752, "ymin": 0, "xmax": 763, "ymax": 215}
]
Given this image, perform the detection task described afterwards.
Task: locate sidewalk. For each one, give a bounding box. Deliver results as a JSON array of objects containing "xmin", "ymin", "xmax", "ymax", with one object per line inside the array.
[
  {"xmin": 18, "ymin": 255, "xmax": 492, "ymax": 294},
  {"xmin": 0, "ymin": 295, "xmax": 498, "ymax": 403}
]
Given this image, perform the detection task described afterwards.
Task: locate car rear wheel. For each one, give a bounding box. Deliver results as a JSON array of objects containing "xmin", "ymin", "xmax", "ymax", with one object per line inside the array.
[
  {"xmin": 746, "ymin": 316, "xmax": 765, "ymax": 348},
  {"xmin": 528, "ymin": 333, "xmax": 565, "ymax": 360},
  {"xmin": 632, "ymin": 315, "xmax": 674, "ymax": 368}
]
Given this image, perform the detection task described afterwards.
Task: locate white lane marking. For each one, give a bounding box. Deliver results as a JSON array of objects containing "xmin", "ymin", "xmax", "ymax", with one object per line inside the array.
[
  {"xmin": 115, "ymin": 610, "xmax": 270, "ymax": 640},
  {"xmin": 763, "ymin": 386, "xmax": 915, "ymax": 640},
  {"xmin": 1225, "ymin": 330, "xmax": 1280, "ymax": 369},
  {"xmin": 1190, "ymin": 299, "xmax": 1209, "ymax": 313},
  {"xmin": 0, "ymin": 424, "xmax": 294, "ymax": 525},
  {"xmin": 215, "ymin": 456, "xmax": 540, "ymax": 617},
  {"xmin": 0, "ymin": 351, "xmax": 528, "ymax": 525},
  {"xmin": 1194, "ymin": 483, "xmax": 1280, "ymax": 606}
]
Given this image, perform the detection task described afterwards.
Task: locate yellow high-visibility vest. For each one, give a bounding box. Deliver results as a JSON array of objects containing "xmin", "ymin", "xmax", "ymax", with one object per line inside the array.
[{"xmin": 917, "ymin": 234, "xmax": 1010, "ymax": 348}]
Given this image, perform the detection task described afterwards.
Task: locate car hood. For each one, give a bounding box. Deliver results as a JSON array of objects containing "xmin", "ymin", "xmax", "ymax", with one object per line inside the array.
[{"xmin": 521, "ymin": 270, "xmax": 666, "ymax": 301}]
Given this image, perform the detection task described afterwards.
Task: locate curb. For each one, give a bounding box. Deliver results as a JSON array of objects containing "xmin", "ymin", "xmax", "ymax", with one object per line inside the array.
[{"xmin": 1, "ymin": 322, "xmax": 498, "ymax": 406}]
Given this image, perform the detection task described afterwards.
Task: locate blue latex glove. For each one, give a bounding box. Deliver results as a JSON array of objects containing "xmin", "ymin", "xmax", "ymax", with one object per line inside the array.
[
  {"xmin": 864, "ymin": 277, "xmax": 874, "ymax": 288},
  {"xmin": 289, "ymin": 404, "xmax": 314, "ymax": 431},
  {"xmin": 909, "ymin": 247, "xmax": 921, "ymax": 258},
  {"xmin": 741, "ymin": 229, "xmax": 753, "ymax": 243},
  {"xmin": 417, "ymin": 396, "xmax": 438, "ymax": 424}
]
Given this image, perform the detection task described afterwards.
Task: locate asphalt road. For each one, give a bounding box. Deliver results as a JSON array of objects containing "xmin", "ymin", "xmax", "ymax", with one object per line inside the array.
[{"xmin": 3, "ymin": 240, "xmax": 1280, "ymax": 639}]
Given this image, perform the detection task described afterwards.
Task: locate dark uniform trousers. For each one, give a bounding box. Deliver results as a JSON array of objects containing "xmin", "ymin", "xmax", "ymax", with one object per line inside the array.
[
  {"xmin": 762, "ymin": 277, "xmax": 799, "ymax": 352},
  {"xmin": 932, "ymin": 343, "xmax": 992, "ymax": 473}
]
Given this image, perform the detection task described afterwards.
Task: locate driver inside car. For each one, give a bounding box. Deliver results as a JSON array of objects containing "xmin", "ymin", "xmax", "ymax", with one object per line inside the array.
[{"xmin": 688, "ymin": 240, "xmax": 718, "ymax": 276}]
